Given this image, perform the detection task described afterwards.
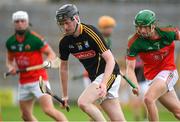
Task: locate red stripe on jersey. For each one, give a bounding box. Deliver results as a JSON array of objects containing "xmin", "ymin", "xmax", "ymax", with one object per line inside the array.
[
  {"xmin": 31, "ymin": 31, "xmax": 44, "ymax": 41},
  {"xmin": 126, "ymin": 56, "xmax": 136, "ymax": 60},
  {"xmin": 40, "ymin": 44, "xmax": 49, "ymax": 52},
  {"xmin": 160, "ymin": 27, "xmax": 180, "ymax": 40},
  {"xmin": 160, "ymin": 27, "xmax": 178, "ymax": 32},
  {"xmin": 7, "ymin": 51, "xmax": 15, "ymax": 60},
  {"xmin": 128, "ymin": 33, "xmax": 139, "ymax": 48}
]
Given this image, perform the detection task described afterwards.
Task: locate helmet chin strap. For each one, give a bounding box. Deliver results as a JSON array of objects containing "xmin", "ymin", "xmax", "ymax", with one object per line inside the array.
[{"xmin": 72, "ymin": 16, "xmax": 80, "ymax": 35}]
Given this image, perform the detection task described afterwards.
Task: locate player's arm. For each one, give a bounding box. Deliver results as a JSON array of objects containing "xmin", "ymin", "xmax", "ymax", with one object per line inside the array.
[
  {"xmin": 126, "ymin": 59, "xmax": 139, "ymax": 88},
  {"xmin": 98, "ymin": 49, "xmax": 115, "ymax": 97},
  {"xmin": 176, "ymin": 30, "xmax": 180, "ymax": 40},
  {"xmin": 34, "ymin": 32, "xmax": 56, "ymax": 61},
  {"xmin": 88, "ymin": 25, "xmax": 115, "ymax": 97},
  {"xmin": 101, "ymin": 50, "xmax": 115, "ymax": 86},
  {"xmin": 126, "ymin": 59, "xmax": 140, "ymax": 95},
  {"xmin": 41, "ymin": 44, "xmax": 56, "ymax": 61},
  {"xmin": 6, "ymin": 51, "xmax": 16, "ymax": 74},
  {"xmin": 58, "ymin": 38, "xmax": 70, "ymax": 106},
  {"xmin": 126, "ymin": 47, "xmax": 140, "ymax": 95},
  {"xmin": 60, "ymin": 60, "xmax": 69, "ymax": 100},
  {"xmin": 126, "ymin": 34, "xmax": 140, "ymax": 95}
]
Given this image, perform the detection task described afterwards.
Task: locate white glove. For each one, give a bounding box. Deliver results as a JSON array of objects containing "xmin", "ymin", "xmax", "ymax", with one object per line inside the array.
[{"xmin": 43, "ymin": 60, "xmax": 51, "ymax": 68}]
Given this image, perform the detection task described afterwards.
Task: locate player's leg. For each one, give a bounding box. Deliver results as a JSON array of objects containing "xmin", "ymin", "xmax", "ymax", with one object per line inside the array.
[
  {"xmin": 144, "ymin": 78, "xmax": 167, "ymax": 121},
  {"xmin": 159, "ymin": 90, "xmax": 180, "ymax": 119},
  {"xmin": 129, "ymin": 95, "xmax": 143, "ymax": 121},
  {"xmin": 32, "ymin": 81, "xmax": 67, "ymax": 121},
  {"xmin": 140, "ymin": 81, "xmax": 149, "ymax": 120},
  {"xmin": 19, "ymin": 99, "xmax": 37, "ymax": 121},
  {"xmin": 144, "ymin": 70, "xmax": 177, "ymax": 121},
  {"xmin": 130, "ymin": 81, "xmax": 148, "ymax": 121},
  {"xmin": 101, "ymin": 75, "xmax": 125, "ymax": 121},
  {"xmin": 158, "ymin": 70, "xmax": 180, "ymax": 119},
  {"xmin": 18, "ymin": 84, "xmax": 37, "ymax": 121},
  {"xmin": 38, "ymin": 94, "xmax": 67, "ymax": 121},
  {"xmin": 78, "ymin": 82, "xmax": 106, "ymax": 121},
  {"xmin": 101, "ymin": 98, "xmax": 125, "ymax": 121}
]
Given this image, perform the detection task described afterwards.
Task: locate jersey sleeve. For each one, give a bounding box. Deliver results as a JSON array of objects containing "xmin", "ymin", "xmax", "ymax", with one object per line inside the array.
[
  {"xmin": 126, "ymin": 34, "xmax": 139, "ymax": 60},
  {"xmin": 169, "ymin": 27, "xmax": 180, "ymax": 40},
  {"xmin": 174, "ymin": 27, "xmax": 180, "ymax": 40},
  {"xmin": 36, "ymin": 38, "xmax": 47, "ymax": 50},
  {"xmin": 6, "ymin": 40, "xmax": 11, "ymax": 51},
  {"xmin": 59, "ymin": 38, "xmax": 70, "ymax": 60},
  {"xmin": 160, "ymin": 27, "xmax": 180, "ymax": 41},
  {"xmin": 31, "ymin": 31, "xmax": 48, "ymax": 50},
  {"xmin": 126, "ymin": 47, "xmax": 138, "ymax": 60},
  {"xmin": 85, "ymin": 25, "xmax": 109, "ymax": 54},
  {"xmin": 6, "ymin": 36, "xmax": 14, "ymax": 51}
]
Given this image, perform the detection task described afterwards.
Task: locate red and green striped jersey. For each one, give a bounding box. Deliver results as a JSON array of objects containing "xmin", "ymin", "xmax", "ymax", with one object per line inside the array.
[
  {"xmin": 127, "ymin": 26, "xmax": 179, "ymax": 80},
  {"xmin": 6, "ymin": 30, "xmax": 48, "ymax": 84}
]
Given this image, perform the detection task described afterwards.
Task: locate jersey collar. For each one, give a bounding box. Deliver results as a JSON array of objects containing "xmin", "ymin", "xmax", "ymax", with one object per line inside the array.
[{"xmin": 15, "ymin": 30, "xmax": 30, "ymax": 43}]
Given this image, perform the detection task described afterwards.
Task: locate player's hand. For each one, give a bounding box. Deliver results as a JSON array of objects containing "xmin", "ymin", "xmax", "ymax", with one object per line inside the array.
[
  {"xmin": 8, "ymin": 67, "xmax": 17, "ymax": 75},
  {"xmin": 98, "ymin": 82, "xmax": 107, "ymax": 98},
  {"xmin": 43, "ymin": 60, "xmax": 51, "ymax": 68},
  {"xmin": 60, "ymin": 97, "xmax": 69, "ymax": 109},
  {"xmin": 132, "ymin": 85, "xmax": 140, "ymax": 96}
]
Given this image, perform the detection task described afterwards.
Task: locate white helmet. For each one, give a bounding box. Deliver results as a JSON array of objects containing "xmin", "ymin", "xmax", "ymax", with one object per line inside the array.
[{"xmin": 12, "ymin": 11, "xmax": 29, "ymax": 22}]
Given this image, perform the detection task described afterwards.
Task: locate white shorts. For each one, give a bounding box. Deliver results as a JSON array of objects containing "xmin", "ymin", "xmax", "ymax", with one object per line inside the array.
[
  {"xmin": 18, "ymin": 81, "xmax": 50, "ymax": 101},
  {"xmin": 148, "ymin": 70, "xmax": 179, "ymax": 91},
  {"xmin": 139, "ymin": 80, "xmax": 149, "ymax": 96},
  {"xmin": 83, "ymin": 77, "xmax": 91, "ymax": 88},
  {"xmin": 93, "ymin": 73, "xmax": 121, "ymax": 100}
]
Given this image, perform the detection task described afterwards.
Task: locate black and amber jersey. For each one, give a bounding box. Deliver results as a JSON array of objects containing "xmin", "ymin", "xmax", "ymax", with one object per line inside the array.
[{"xmin": 59, "ymin": 23, "xmax": 119, "ymax": 81}]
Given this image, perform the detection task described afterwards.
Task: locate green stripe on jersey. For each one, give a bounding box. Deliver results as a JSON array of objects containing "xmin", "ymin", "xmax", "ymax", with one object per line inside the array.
[
  {"xmin": 128, "ymin": 27, "xmax": 177, "ymax": 57},
  {"xmin": 6, "ymin": 31, "xmax": 45, "ymax": 52}
]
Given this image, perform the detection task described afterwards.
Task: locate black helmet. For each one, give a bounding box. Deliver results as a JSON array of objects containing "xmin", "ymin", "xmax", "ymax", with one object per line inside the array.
[{"xmin": 56, "ymin": 4, "xmax": 79, "ymax": 22}]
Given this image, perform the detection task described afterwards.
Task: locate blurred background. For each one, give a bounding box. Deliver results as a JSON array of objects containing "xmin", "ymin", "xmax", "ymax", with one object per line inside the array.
[{"xmin": 0, "ymin": 0, "xmax": 180, "ymax": 121}]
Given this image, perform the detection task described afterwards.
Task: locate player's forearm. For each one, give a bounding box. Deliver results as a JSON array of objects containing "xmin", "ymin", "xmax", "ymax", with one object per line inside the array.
[
  {"xmin": 60, "ymin": 72, "xmax": 68, "ymax": 97},
  {"xmin": 102, "ymin": 56, "xmax": 115, "ymax": 85},
  {"xmin": 47, "ymin": 50, "xmax": 56, "ymax": 61},
  {"xmin": 126, "ymin": 67, "xmax": 138, "ymax": 86},
  {"xmin": 6, "ymin": 53, "xmax": 15, "ymax": 69},
  {"xmin": 126, "ymin": 59, "xmax": 139, "ymax": 86},
  {"xmin": 60, "ymin": 62, "xmax": 68, "ymax": 97},
  {"xmin": 44, "ymin": 46, "xmax": 56, "ymax": 61}
]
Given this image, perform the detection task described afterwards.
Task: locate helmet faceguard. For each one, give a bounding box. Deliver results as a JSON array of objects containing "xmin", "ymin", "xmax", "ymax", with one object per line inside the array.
[
  {"xmin": 136, "ymin": 25, "xmax": 155, "ymax": 38},
  {"xmin": 134, "ymin": 10, "xmax": 156, "ymax": 37},
  {"xmin": 56, "ymin": 4, "xmax": 80, "ymax": 35},
  {"xmin": 12, "ymin": 11, "xmax": 29, "ymax": 35}
]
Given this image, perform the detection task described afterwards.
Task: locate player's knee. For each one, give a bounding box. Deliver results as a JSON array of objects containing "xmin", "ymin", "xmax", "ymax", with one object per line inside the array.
[
  {"xmin": 144, "ymin": 95, "xmax": 155, "ymax": 105},
  {"xmin": 77, "ymin": 98, "xmax": 89, "ymax": 110},
  {"xmin": 43, "ymin": 107, "xmax": 54, "ymax": 115}
]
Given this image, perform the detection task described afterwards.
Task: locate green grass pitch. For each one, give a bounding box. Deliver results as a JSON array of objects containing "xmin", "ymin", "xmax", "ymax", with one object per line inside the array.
[{"xmin": 1, "ymin": 103, "xmax": 178, "ymax": 121}]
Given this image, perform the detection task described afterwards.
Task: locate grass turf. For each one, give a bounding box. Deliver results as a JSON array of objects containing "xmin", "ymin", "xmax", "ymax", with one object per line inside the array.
[{"xmin": 1, "ymin": 103, "xmax": 178, "ymax": 121}]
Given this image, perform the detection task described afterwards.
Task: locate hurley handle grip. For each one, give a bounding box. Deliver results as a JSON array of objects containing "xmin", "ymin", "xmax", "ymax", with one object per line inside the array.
[
  {"xmin": 122, "ymin": 75, "xmax": 137, "ymax": 89},
  {"xmin": 53, "ymin": 95, "xmax": 70, "ymax": 112}
]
